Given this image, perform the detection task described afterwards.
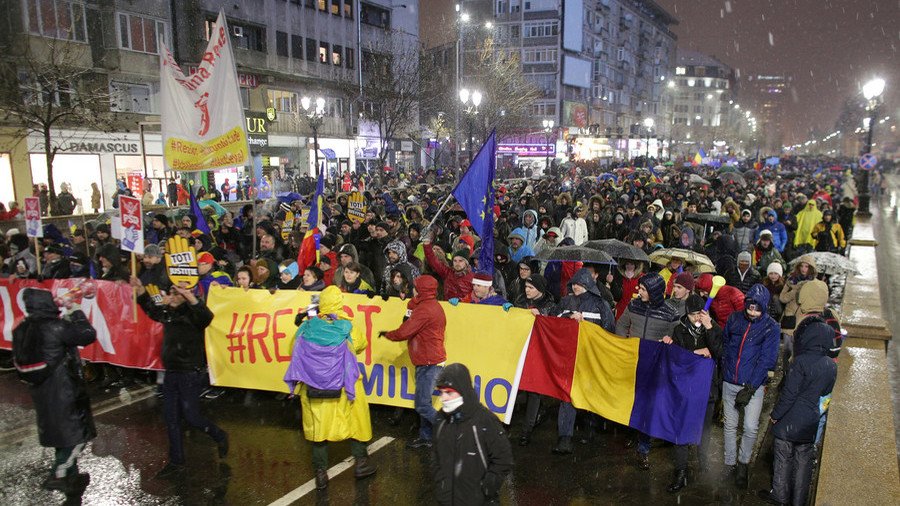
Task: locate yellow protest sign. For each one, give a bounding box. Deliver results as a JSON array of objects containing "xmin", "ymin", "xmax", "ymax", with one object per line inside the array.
[
  {"xmin": 165, "ymin": 237, "xmax": 199, "ymax": 288},
  {"xmin": 281, "ymin": 211, "xmax": 294, "ymax": 241},
  {"xmin": 204, "ymin": 288, "xmax": 535, "ymax": 422},
  {"xmin": 347, "ymin": 192, "xmax": 366, "ymax": 223}
]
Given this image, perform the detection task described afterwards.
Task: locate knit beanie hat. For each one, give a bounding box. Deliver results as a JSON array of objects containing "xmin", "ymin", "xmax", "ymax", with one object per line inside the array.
[
  {"xmin": 685, "ymin": 294, "xmax": 705, "ymax": 314},
  {"xmin": 737, "ymin": 251, "xmax": 752, "ymax": 264},
  {"xmin": 767, "ymin": 262, "xmax": 783, "ymax": 276},
  {"xmin": 673, "ymin": 272, "xmax": 695, "ymax": 291}
]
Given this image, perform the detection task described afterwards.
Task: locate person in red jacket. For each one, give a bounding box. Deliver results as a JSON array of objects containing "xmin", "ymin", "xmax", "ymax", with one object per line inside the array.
[
  {"xmin": 380, "ymin": 275, "xmax": 447, "ymax": 449},
  {"xmin": 696, "ymin": 273, "xmax": 745, "ymax": 328},
  {"xmin": 423, "ymin": 235, "xmax": 473, "ymax": 301}
]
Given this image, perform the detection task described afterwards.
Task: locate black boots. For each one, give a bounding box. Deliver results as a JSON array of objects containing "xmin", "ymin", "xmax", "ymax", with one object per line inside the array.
[
  {"xmin": 551, "ymin": 436, "xmax": 573, "ymax": 454},
  {"xmin": 354, "ymin": 457, "xmax": 376, "ymax": 479},
  {"xmin": 315, "ymin": 468, "xmax": 328, "ymax": 490},
  {"xmin": 42, "ymin": 473, "xmax": 90, "ymax": 494},
  {"xmin": 667, "ymin": 469, "xmax": 687, "ymax": 493},
  {"xmin": 636, "ymin": 452, "xmax": 650, "ymax": 471},
  {"xmin": 735, "ymin": 462, "xmax": 749, "ymax": 488}
]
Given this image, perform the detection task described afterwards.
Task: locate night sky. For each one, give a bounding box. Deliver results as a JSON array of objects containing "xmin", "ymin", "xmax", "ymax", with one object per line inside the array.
[{"xmin": 655, "ymin": 0, "xmax": 899, "ymax": 144}]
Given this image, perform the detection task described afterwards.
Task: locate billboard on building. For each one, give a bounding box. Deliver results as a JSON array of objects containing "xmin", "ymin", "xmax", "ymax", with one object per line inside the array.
[
  {"xmin": 563, "ymin": 101, "xmax": 589, "ymax": 128},
  {"xmin": 563, "ymin": 0, "xmax": 584, "ymax": 52},
  {"xmin": 562, "ymin": 55, "xmax": 591, "ymax": 89}
]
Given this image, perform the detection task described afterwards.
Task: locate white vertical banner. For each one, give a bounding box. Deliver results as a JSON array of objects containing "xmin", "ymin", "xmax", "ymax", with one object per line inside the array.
[{"xmin": 159, "ymin": 10, "xmax": 250, "ymax": 172}]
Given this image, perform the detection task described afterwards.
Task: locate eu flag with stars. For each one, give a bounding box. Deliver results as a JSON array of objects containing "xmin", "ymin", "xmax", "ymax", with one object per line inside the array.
[{"xmin": 452, "ymin": 130, "xmax": 496, "ymax": 274}]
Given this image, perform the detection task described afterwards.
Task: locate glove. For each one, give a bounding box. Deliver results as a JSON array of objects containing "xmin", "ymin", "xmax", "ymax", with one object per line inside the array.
[
  {"xmin": 502, "ymin": 302, "xmax": 513, "ymax": 312},
  {"xmin": 377, "ymin": 330, "xmax": 389, "ymax": 339},
  {"xmin": 294, "ymin": 312, "xmax": 307, "ymax": 326},
  {"xmin": 448, "ymin": 298, "xmax": 460, "ymax": 306},
  {"xmin": 366, "ymin": 291, "xmax": 376, "ymax": 299}
]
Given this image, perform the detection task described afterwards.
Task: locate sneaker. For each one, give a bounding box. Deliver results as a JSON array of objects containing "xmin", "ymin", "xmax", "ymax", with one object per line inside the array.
[
  {"xmin": 155, "ymin": 462, "xmax": 186, "ymax": 479},
  {"xmin": 406, "ymin": 437, "xmax": 432, "ymax": 449},
  {"xmin": 756, "ymin": 489, "xmax": 786, "ymax": 505},
  {"xmin": 354, "ymin": 457, "xmax": 376, "ymax": 479},
  {"xmin": 204, "ymin": 388, "xmax": 226, "ymax": 400},
  {"xmin": 41, "ymin": 475, "xmax": 68, "ymax": 492},
  {"xmin": 218, "ymin": 433, "xmax": 229, "ymax": 458},
  {"xmin": 552, "ymin": 436, "xmax": 573, "ymax": 455}
]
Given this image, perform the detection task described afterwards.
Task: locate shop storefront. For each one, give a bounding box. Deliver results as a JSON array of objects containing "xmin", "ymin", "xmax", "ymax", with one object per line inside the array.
[
  {"xmin": 0, "ymin": 153, "xmax": 15, "ymax": 209},
  {"xmin": 308, "ymin": 137, "xmax": 352, "ymax": 183}
]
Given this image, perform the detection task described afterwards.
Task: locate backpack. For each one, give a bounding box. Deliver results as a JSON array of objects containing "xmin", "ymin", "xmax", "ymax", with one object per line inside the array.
[{"xmin": 12, "ymin": 321, "xmax": 57, "ymax": 386}]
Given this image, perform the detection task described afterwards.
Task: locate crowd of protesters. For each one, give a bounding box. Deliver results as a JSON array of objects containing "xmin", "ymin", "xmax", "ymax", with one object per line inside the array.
[{"xmin": 1, "ymin": 155, "xmax": 869, "ymax": 503}]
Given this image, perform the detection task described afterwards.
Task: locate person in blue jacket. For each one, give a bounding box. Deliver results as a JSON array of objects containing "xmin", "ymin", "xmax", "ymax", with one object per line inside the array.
[
  {"xmin": 757, "ymin": 209, "xmax": 788, "ymax": 253},
  {"xmin": 720, "ymin": 283, "xmax": 781, "ymax": 488},
  {"xmin": 758, "ymin": 318, "xmax": 837, "ymax": 506}
]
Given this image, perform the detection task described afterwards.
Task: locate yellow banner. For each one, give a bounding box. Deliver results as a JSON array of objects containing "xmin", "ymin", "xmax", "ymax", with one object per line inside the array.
[
  {"xmin": 163, "ymin": 126, "xmax": 249, "ymax": 172},
  {"xmin": 204, "ymin": 287, "xmax": 536, "ymax": 422}
]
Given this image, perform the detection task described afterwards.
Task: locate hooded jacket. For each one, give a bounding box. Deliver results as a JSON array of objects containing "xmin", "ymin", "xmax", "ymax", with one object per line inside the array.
[
  {"xmin": 385, "ymin": 276, "xmax": 447, "ymax": 366},
  {"xmin": 532, "ymin": 226, "xmax": 561, "ymax": 258},
  {"xmin": 733, "ymin": 210, "xmax": 759, "ymax": 253},
  {"xmin": 779, "ymin": 255, "xmax": 819, "ymax": 336},
  {"xmin": 557, "ymin": 268, "xmax": 615, "ymax": 332},
  {"xmin": 721, "ymin": 284, "xmax": 781, "ymax": 388},
  {"xmin": 794, "ymin": 201, "xmax": 822, "ymax": 247},
  {"xmin": 14, "ymin": 289, "xmax": 97, "ymax": 448},
  {"xmin": 433, "ymin": 364, "xmax": 514, "ymax": 506},
  {"xmin": 334, "ymin": 243, "xmax": 376, "ymax": 289},
  {"xmin": 615, "ymin": 273, "xmax": 679, "ymax": 340},
  {"xmin": 770, "ymin": 319, "xmax": 837, "ymax": 443},
  {"xmin": 518, "ymin": 209, "xmax": 543, "ymax": 250},
  {"xmin": 757, "ymin": 210, "xmax": 788, "ymax": 252},
  {"xmin": 382, "ymin": 240, "xmax": 421, "ymax": 293},
  {"xmin": 696, "ymin": 273, "xmax": 745, "ymax": 328},
  {"xmin": 507, "ymin": 228, "xmax": 537, "ymax": 263}
]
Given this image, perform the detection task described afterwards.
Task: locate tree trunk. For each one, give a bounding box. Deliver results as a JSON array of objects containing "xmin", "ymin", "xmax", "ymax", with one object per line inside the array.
[{"xmin": 43, "ymin": 129, "xmax": 61, "ymax": 216}]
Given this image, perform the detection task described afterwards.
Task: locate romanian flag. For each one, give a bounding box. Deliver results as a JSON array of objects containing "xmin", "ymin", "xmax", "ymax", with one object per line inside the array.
[
  {"xmin": 297, "ymin": 167, "xmax": 325, "ymax": 271},
  {"xmin": 692, "ymin": 152, "xmax": 702, "ymax": 166},
  {"xmin": 519, "ymin": 317, "xmax": 714, "ymax": 444}
]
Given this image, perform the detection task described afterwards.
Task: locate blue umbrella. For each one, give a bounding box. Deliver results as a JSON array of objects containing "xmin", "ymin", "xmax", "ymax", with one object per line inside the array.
[
  {"xmin": 276, "ymin": 192, "xmax": 303, "ymax": 204},
  {"xmin": 198, "ymin": 199, "xmax": 227, "ymax": 216}
]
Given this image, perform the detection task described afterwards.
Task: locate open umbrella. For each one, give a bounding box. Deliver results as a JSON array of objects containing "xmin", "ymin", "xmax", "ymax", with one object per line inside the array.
[
  {"xmin": 689, "ymin": 174, "xmax": 711, "ymax": 186},
  {"xmin": 719, "ymin": 165, "xmax": 741, "ymax": 174},
  {"xmin": 649, "ymin": 248, "xmax": 715, "ymax": 273},
  {"xmin": 718, "ymin": 172, "xmax": 746, "ymax": 187},
  {"xmin": 684, "ymin": 213, "xmax": 732, "ymax": 225},
  {"xmin": 584, "ymin": 239, "xmax": 649, "ymax": 263},
  {"xmin": 537, "ymin": 246, "xmax": 617, "ymax": 265},
  {"xmin": 789, "ymin": 252, "xmax": 859, "ymax": 277},
  {"xmin": 198, "ymin": 199, "xmax": 227, "ymax": 216}
]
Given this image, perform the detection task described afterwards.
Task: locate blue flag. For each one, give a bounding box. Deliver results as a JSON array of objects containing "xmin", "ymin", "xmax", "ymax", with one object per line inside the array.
[
  {"xmin": 189, "ymin": 185, "xmax": 212, "ymax": 236},
  {"xmin": 307, "ymin": 166, "xmax": 325, "ymax": 230},
  {"xmin": 452, "ymin": 130, "xmax": 496, "ymax": 274}
]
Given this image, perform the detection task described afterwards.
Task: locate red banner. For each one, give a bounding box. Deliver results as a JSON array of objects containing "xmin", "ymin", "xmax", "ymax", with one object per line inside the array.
[{"xmin": 0, "ymin": 278, "xmax": 164, "ymax": 370}]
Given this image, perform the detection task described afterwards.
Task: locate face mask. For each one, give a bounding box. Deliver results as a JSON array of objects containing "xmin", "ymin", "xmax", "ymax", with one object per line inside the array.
[{"xmin": 441, "ymin": 395, "xmax": 464, "ymax": 413}]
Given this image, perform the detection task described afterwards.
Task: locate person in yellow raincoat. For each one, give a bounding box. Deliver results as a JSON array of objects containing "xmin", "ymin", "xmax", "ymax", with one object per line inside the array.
[
  {"xmin": 793, "ymin": 200, "xmax": 822, "ymax": 249},
  {"xmin": 284, "ymin": 286, "xmax": 375, "ymax": 490}
]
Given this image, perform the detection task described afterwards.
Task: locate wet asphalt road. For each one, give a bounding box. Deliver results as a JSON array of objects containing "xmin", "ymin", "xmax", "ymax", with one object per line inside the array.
[{"xmin": 8, "ymin": 182, "xmax": 900, "ymax": 505}]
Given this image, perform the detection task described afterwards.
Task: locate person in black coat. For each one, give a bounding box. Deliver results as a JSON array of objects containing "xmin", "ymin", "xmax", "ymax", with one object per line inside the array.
[
  {"xmin": 433, "ymin": 363, "xmax": 513, "ymax": 506},
  {"xmin": 132, "ymin": 279, "xmax": 229, "ymax": 478},
  {"xmin": 758, "ymin": 319, "xmax": 837, "ymax": 506},
  {"xmin": 515, "ymin": 274, "xmax": 557, "ymax": 446},
  {"xmin": 13, "ymin": 288, "xmax": 96, "ymax": 496},
  {"xmin": 661, "ymin": 294, "xmax": 722, "ymax": 492}
]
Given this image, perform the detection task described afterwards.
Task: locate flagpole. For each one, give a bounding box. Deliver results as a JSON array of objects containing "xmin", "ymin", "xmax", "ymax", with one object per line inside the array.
[
  {"xmin": 426, "ymin": 128, "xmax": 497, "ymax": 232},
  {"xmin": 131, "ymin": 252, "xmax": 138, "ymax": 322}
]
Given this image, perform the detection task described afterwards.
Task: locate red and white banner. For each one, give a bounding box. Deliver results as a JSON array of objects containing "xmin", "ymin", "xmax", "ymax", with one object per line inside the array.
[
  {"xmin": 24, "ymin": 197, "xmax": 42, "ymax": 238},
  {"xmin": 0, "ymin": 278, "xmax": 164, "ymax": 370},
  {"xmin": 159, "ymin": 10, "xmax": 249, "ymax": 172},
  {"xmin": 118, "ymin": 195, "xmax": 144, "ymax": 254}
]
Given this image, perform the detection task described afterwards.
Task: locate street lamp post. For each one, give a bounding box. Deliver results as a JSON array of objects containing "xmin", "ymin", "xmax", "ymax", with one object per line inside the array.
[
  {"xmin": 301, "ymin": 96, "xmax": 327, "ymax": 188},
  {"xmin": 859, "ymin": 78, "xmax": 885, "ymax": 216},
  {"xmin": 643, "ymin": 118, "xmax": 654, "ymax": 166},
  {"xmin": 459, "ymin": 88, "xmax": 482, "ymax": 166},
  {"xmin": 542, "ymin": 119, "xmax": 554, "ymax": 174}
]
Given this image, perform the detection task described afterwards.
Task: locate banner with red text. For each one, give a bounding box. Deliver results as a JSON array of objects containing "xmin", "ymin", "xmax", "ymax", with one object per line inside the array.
[
  {"xmin": 0, "ymin": 278, "xmax": 164, "ymax": 370},
  {"xmin": 204, "ymin": 287, "xmax": 536, "ymax": 423},
  {"xmin": 159, "ymin": 10, "xmax": 249, "ymax": 172}
]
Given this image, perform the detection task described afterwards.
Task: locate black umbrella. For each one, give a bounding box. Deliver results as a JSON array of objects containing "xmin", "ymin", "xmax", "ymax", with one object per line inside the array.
[
  {"xmin": 583, "ymin": 239, "xmax": 649, "ymax": 263},
  {"xmin": 684, "ymin": 213, "xmax": 732, "ymax": 225},
  {"xmin": 537, "ymin": 246, "xmax": 617, "ymax": 265}
]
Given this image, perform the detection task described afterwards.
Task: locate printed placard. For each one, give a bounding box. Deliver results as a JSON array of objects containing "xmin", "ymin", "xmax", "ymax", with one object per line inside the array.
[
  {"xmin": 24, "ymin": 197, "xmax": 42, "ymax": 238},
  {"xmin": 165, "ymin": 237, "xmax": 199, "ymax": 288},
  {"xmin": 119, "ymin": 195, "xmax": 144, "ymax": 254}
]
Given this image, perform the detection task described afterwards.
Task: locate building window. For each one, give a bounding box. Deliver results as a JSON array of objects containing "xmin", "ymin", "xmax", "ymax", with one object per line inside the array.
[
  {"xmin": 240, "ymin": 87, "xmax": 250, "ymax": 109},
  {"xmin": 276, "ymin": 31, "xmax": 289, "ymax": 57},
  {"xmin": 207, "ymin": 19, "xmax": 265, "ymax": 51},
  {"xmin": 326, "ymin": 97, "xmax": 343, "ymax": 118},
  {"xmin": 18, "ymin": 72, "xmax": 73, "ymax": 107},
  {"xmin": 26, "ymin": 0, "xmax": 87, "ymax": 42},
  {"xmin": 118, "ymin": 13, "xmax": 167, "ymax": 54},
  {"xmin": 319, "ymin": 41, "xmax": 329, "ymax": 63},
  {"xmin": 268, "ymin": 89, "xmax": 298, "ymax": 113},
  {"xmin": 343, "ymin": 0, "xmax": 353, "ymax": 18},
  {"xmin": 523, "ymin": 21, "xmax": 558, "ymax": 38},
  {"xmin": 332, "ymin": 44, "xmax": 343, "ymax": 66},
  {"xmin": 523, "ymin": 48, "xmax": 557, "ymax": 64},
  {"xmin": 675, "ymin": 66, "xmax": 686, "ymax": 75},
  {"xmin": 292, "ymin": 35, "xmax": 303, "ymax": 59},
  {"xmin": 616, "ymin": 47, "xmax": 625, "ymax": 61},
  {"xmin": 360, "ymin": 2, "xmax": 390, "ymax": 29},
  {"xmin": 345, "ymin": 47, "xmax": 355, "ymax": 69},
  {"xmin": 109, "ymin": 81, "xmax": 154, "ymax": 113},
  {"xmin": 306, "ymin": 37, "xmax": 317, "ymax": 61},
  {"xmin": 318, "ymin": 0, "xmax": 327, "ymax": 11},
  {"xmin": 330, "ymin": 0, "xmax": 340, "ymax": 15},
  {"xmin": 511, "ymin": 25, "xmax": 520, "ymax": 39}
]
